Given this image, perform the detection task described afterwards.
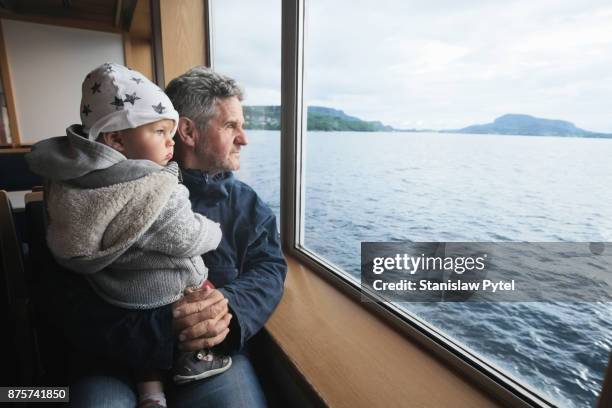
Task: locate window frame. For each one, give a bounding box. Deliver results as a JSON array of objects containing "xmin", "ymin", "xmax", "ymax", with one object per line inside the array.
[{"xmin": 277, "ymin": 1, "xmax": 611, "ymax": 407}]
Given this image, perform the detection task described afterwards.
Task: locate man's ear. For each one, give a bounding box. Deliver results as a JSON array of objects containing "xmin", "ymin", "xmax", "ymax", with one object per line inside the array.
[
  {"xmin": 99, "ymin": 131, "xmax": 125, "ymax": 151},
  {"xmin": 176, "ymin": 117, "xmax": 198, "ymax": 148}
]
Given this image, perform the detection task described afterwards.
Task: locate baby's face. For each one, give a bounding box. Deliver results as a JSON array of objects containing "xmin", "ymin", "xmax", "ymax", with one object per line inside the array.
[{"xmin": 119, "ymin": 119, "xmax": 176, "ymax": 165}]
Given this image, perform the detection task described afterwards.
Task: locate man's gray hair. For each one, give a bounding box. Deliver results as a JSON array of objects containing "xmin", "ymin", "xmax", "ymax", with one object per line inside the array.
[{"xmin": 165, "ymin": 66, "xmax": 244, "ymax": 130}]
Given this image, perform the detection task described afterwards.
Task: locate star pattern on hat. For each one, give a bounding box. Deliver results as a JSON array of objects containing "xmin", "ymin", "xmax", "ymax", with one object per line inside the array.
[
  {"xmin": 111, "ymin": 97, "xmax": 124, "ymax": 110},
  {"xmin": 91, "ymin": 82, "xmax": 101, "ymax": 94},
  {"xmin": 124, "ymin": 92, "xmax": 141, "ymax": 105},
  {"xmin": 81, "ymin": 63, "xmax": 176, "ymax": 137},
  {"xmin": 152, "ymin": 103, "xmax": 166, "ymax": 114}
]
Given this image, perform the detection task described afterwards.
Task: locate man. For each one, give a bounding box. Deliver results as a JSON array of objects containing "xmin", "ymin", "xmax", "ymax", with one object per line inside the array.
[
  {"xmin": 165, "ymin": 67, "xmax": 287, "ymax": 405},
  {"xmin": 62, "ymin": 67, "xmax": 286, "ymax": 407}
]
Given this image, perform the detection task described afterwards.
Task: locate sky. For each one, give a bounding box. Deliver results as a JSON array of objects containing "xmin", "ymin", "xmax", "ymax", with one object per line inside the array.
[{"xmin": 212, "ymin": 0, "xmax": 612, "ymax": 132}]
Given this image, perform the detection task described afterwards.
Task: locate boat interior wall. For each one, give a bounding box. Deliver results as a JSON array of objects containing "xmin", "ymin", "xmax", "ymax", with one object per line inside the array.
[
  {"xmin": 1, "ymin": 18, "xmax": 124, "ymax": 144},
  {"xmin": 0, "ymin": 0, "xmax": 206, "ymax": 147},
  {"xmin": 268, "ymin": 256, "xmax": 502, "ymax": 408}
]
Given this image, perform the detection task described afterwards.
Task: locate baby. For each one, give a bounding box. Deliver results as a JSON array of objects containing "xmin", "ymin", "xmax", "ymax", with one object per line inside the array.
[{"xmin": 27, "ymin": 63, "xmax": 231, "ymax": 408}]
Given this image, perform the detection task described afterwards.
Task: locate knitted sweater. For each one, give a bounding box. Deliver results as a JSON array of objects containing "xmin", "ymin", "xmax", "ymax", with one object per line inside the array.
[{"xmin": 26, "ymin": 125, "xmax": 221, "ymax": 309}]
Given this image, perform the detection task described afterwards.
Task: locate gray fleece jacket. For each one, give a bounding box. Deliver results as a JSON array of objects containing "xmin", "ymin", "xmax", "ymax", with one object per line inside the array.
[{"xmin": 26, "ymin": 125, "xmax": 222, "ymax": 309}]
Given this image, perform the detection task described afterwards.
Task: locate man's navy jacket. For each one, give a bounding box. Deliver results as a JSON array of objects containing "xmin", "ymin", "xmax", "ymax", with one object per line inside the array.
[{"xmin": 45, "ymin": 169, "xmax": 287, "ymax": 370}]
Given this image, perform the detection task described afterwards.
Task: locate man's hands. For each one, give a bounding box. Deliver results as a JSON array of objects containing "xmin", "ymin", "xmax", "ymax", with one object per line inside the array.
[{"xmin": 172, "ymin": 288, "xmax": 232, "ymax": 351}]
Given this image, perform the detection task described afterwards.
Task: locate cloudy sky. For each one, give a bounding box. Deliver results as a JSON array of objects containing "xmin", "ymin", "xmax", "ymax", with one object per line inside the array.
[{"xmin": 212, "ymin": 0, "xmax": 612, "ymax": 132}]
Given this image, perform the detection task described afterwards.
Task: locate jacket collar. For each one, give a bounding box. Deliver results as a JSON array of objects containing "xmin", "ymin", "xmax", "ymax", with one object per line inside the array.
[
  {"xmin": 180, "ymin": 168, "xmax": 234, "ymax": 201},
  {"xmin": 26, "ymin": 124, "xmax": 165, "ymax": 187}
]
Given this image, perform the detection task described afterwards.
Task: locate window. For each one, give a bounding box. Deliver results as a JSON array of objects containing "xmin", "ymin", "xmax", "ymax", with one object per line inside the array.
[
  {"xmin": 211, "ymin": 0, "xmax": 282, "ymax": 224},
  {"xmin": 209, "ymin": 0, "xmax": 612, "ymax": 405},
  {"xmin": 282, "ymin": 1, "xmax": 612, "ymax": 407}
]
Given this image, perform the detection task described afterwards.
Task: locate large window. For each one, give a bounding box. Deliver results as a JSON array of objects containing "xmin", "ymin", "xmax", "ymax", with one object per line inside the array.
[
  {"xmin": 211, "ymin": 0, "xmax": 282, "ymax": 224},
  {"xmin": 295, "ymin": 1, "xmax": 612, "ymax": 407},
  {"xmin": 213, "ymin": 0, "xmax": 612, "ymax": 406}
]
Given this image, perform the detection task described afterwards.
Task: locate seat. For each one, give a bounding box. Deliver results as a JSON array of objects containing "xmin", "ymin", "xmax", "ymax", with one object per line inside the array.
[
  {"xmin": 24, "ymin": 191, "xmax": 71, "ymax": 385},
  {"xmin": 0, "ymin": 189, "xmax": 40, "ymax": 384},
  {"xmin": 0, "ymin": 151, "xmax": 43, "ymax": 192},
  {"xmin": 23, "ymin": 192, "xmax": 44, "ymax": 283}
]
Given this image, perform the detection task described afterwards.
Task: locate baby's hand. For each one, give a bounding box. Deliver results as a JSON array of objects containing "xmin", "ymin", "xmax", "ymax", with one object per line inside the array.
[{"xmin": 184, "ymin": 286, "xmax": 201, "ymax": 295}]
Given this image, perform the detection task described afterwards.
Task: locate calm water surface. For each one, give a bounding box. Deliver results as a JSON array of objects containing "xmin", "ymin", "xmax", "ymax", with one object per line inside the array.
[{"xmin": 237, "ymin": 130, "xmax": 612, "ymax": 407}]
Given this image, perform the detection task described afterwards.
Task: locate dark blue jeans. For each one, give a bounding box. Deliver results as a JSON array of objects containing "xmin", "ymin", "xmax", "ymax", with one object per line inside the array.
[{"xmin": 68, "ymin": 350, "xmax": 267, "ymax": 407}]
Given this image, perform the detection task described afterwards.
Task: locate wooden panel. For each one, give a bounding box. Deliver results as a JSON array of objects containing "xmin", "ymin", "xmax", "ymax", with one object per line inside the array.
[
  {"xmin": 123, "ymin": 0, "xmax": 153, "ymax": 80},
  {"xmin": 0, "ymin": 0, "xmax": 122, "ymax": 31},
  {"xmin": 0, "ymin": 19, "xmax": 20, "ymax": 146},
  {"xmin": 266, "ymin": 256, "xmax": 501, "ymax": 408},
  {"xmin": 9, "ymin": 0, "xmax": 117, "ymax": 23},
  {"xmin": 123, "ymin": 35, "xmax": 153, "ymax": 81},
  {"xmin": 0, "ymin": 11, "xmax": 122, "ymax": 33},
  {"xmin": 124, "ymin": 0, "xmax": 149, "ymax": 38},
  {"xmin": 159, "ymin": 0, "xmax": 207, "ymax": 86},
  {"xmin": 0, "ymin": 0, "xmax": 140, "ymax": 33},
  {"xmin": 0, "ymin": 147, "xmax": 30, "ymax": 154}
]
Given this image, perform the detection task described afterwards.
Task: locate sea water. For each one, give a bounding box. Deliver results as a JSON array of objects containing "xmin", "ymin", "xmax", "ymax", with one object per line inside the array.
[{"xmin": 237, "ymin": 130, "xmax": 612, "ymax": 407}]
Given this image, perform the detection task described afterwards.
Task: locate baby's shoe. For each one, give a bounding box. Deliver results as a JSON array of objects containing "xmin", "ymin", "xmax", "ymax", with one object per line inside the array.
[{"xmin": 173, "ymin": 349, "xmax": 232, "ymax": 384}]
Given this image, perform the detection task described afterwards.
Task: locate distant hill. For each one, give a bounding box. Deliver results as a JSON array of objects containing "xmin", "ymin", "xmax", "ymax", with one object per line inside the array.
[
  {"xmin": 447, "ymin": 114, "xmax": 612, "ymax": 138},
  {"xmin": 244, "ymin": 109, "xmax": 611, "ymax": 138},
  {"xmin": 244, "ymin": 105, "xmax": 395, "ymax": 132}
]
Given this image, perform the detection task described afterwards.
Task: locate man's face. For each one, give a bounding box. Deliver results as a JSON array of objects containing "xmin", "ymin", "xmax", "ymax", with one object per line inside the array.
[{"xmin": 195, "ymin": 96, "xmax": 248, "ymax": 173}]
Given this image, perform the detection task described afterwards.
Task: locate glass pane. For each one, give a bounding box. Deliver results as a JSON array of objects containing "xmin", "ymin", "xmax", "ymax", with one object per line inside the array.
[
  {"xmin": 211, "ymin": 0, "xmax": 282, "ymax": 223},
  {"xmin": 301, "ymin": 1, "xmax": 612, "ymax": 407}
]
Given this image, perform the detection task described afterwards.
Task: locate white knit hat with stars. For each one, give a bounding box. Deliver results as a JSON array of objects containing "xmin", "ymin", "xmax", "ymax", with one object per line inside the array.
[{"xmin": 80, "ymin": 63, "xmax": 179, "ymax": 140}]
